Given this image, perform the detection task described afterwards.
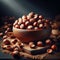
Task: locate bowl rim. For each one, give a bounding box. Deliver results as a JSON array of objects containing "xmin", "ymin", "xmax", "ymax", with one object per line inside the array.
[{"xmin": 13, "ymin": 27, "xmax": 51, "ymax": 32}]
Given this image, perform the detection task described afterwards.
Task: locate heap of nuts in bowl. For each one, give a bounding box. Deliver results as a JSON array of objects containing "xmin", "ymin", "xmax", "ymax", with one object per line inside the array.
[
  {"xmin": 13, "ymin": 12, "xmax": 52, "ymax": 30},
  {"xmin": 1, "ymin": 12, "xmax": 60, "ymax": 56}
]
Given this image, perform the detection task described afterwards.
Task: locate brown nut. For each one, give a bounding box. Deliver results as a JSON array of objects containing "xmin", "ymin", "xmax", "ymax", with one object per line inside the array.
[
  {"xmin": 30, "ymin": 44, "xmax": 36, "ymax": 49},
  {"xmin": 51, "ymin": 44, "xmax": 57, "ymax": 50},
  {"xmin": 37, "ymin": 19, "xmax": 42, "ymax": 24},
  {"xmin": 0, "ymin": 33, "xmax": 3, "ymax": 37},
  {"xmin": 27, "ymin": 25, "xmax": 33, "ymax": 29},
  {"xmin": 47, "ymin": 49, "xmax": 53, "ymax": 54},
  {"xmin": 18, "ymin": 18, "xmax": 23, "ymax": 24},
  {"xmin": 13, "ymin": 20, "xmax": 18, "ymax": 26},
  {"xmin": 34, "ymin": 27, "xmax": 38, "ymax": 30},
  {"xmin": 45, "ymin": 39, "xmax": 51, "ymax": 45},
  {"xmin": 3, "ymin": 39, "xmax": 10, "ymax": 45},
  {"xmin": 15, "ymin": 25, "xmax": 19, "ymax": 28},
  {"xmin": 25, "ymin": 21, "xmax": 30, "ymax": 26},
  {"xmin": 3, "ymin": 35, "xmax": 7, "ymax": 39},
  {"xmin": 30, "ymin": 18, "xmax": 35, "ymax": 23},
  {"xmin": 37, "ymin": 41, "xmax": 43, "ymax": 47},
  {"xmin": 33, "ymin": 22, "xmax": 37, "ymax": 26},
  {"xmin": 29, "ymin": 42, "xmax": 34, "ymax": 46},
  {"xmin": 28, "ymin": 12, "xmax": 34, "ymax": 17},
  {"xmin": 34, "ymin": 14, "xmax": 38, "ymax": 19},
  {"xmin": 22, "ymin": 15, "xmax": 27, "ymax": 20},
  {"xmin": 39, "ymin": 24, "xmax": 43, "ymax": 28},
  {"xmin": 20, "ymin": 24, "xmax": 25, "ymax": 29},
  {"xmin": 39, "ymin": 15, "xmax": 43, "ymax": 19}
]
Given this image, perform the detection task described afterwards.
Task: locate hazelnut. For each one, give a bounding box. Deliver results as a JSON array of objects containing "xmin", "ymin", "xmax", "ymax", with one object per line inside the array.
[
  {"xmin": 51, "ymin": 44, "xmax": 57, "ymax": 50},
  {"xmin": 30, "ymin": 44, "xmax": 35, "ymax": 49},
  {"xmin": 3, "ymin": 35, "xmax": 7, "ymax": 39},
  {"xmin": 27, "ymin": 25, "xmax": 33, "ymax": 29},
  {"xmin": 22, "ymin": 15, "xmax": 27, "ymax": 20},
  {"xmin": 33, "ymin": 22, "xmax": 37, "ymax": 26},
  {"xmin": 37, "ymin": 41, "xmax": 43, "ymax": 47},
  {"xmin": 34, "ymin": 27, "xmax": 38, "ymax": 30},
  {"xmin": 5, "ymin": 30, "xmax": 8, "ymax": 34},
  {"xmin": 20, "ymin": 24, "xmax": 24, "ymax": 29},
  {"xmin": 30, "ymin": 18, "xmax": 35, "ymax": 23},
  {"xmin": 47, "ymin": 49, "xmax": 53, "ymax": 54},
  {"xmin": 34, "ymin": 14, "xmax": 38, "ymax": 19},
  {"xmin": 25, "ymin": 21, "xmax": 30, "ymax": 26},
  {"xmin": 45, "ymin": 39, "xmax": 51, "ymax": 45},
  {"xmin": 37, "ymin": 19, "xmax": 42, "ymax": 24},
  {"xmin": 29, "ymin": 42, "xmax": 34, "ymax": 46},
  {"xmin": 23, "ymin": 19, "xmax": 27, "ymax": 23},
  {"xmin": 18, "ymin": 18, "xmax": 23, "ymax": 24},
  {"xmin": 13, "ymin": 20, "xmax": 18, "ymax": 26},
  {"xmin": 39, "ymin": 24, "xmax": 43, "ymax": 28},
  {"xmin": 39, "ymin": 15, "xmax": 43, "ymax": 19},
  {"xmin": 3, "ymin": 39, "xmax": 10, "ymax": 45},
  {"xmin": 45, "ymin": 19, "xmax": 49, "ymax": 23},
  {"xmin": 0, "ymin": 33, "xmax": 3, "ymax": 37},
  {"xmin": 51, "ymin": 29, "xmax": 59, "ymax": 36},
  {"xmin": 28, "ymin": 12, "xmax": 34, "ymax": 17},
  {"xmin": 15, "ymin": 25, "xmax": 19, "ymax": 28}
]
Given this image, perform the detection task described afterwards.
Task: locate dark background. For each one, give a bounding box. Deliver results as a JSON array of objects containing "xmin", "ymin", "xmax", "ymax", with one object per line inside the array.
[{"xmin": 0, "ymin": 0, "xmax": 60, "ymax": 18}]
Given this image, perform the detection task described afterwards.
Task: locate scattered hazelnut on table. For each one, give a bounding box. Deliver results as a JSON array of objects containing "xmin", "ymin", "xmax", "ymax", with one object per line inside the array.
[
  {"xmin": 37, "ymin": 41, "xmax": 43, "ymax": 47},
  {"xmin": 3, "ymin": 35, "xmax": 7, "ymax": 39},
  {"xmin": 30, "ymin": 44, "xmax": 36, "ymax": 49},
  {"xmin": 45, "ymin": 39, "xmax": 51, "ymax": 45},
  {"xmin": 47, "ymin": 49, "xmax": 53, "ymax": 54},
  {"xmin": 0, "ymin": 33, "xmax": 3, "ymax": 37},
  {"xmin": 51, "ymin": 44, "xmax": 57, "ymax": 50}
]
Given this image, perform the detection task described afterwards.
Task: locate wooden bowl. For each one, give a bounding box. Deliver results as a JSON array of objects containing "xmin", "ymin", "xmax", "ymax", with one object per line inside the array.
[{"xmin": 13, "ymin": 27, "xmax": 51, "ymax": 43}]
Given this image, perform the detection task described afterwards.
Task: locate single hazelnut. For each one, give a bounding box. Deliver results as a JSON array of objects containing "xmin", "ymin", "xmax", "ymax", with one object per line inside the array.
[
  {"xmin": 0, "ymin": 33, "xmax": 3, "ymax": 37},
  {"xmin": 27, "ymin": 25, "xmax": 33, "ymax": 29},
  {"xmin": 34, "ymin": 27, "xmax": 38, "ymax": 30},
  {"xmin": 29, "ymin": 42, "xmax": 34, "ymax": 46},
  {"xmin": 25, "ymin": 21, "xmax": 30, "ymax": 26},
  {"xmin": 34, "ymin": 14, "xmax": 38, "ymax": 19},
  {"xmin": 47, "ymin": 49, "xmax": 53, "ymax": 54},
  {"xmin": 15, "ymin": 25, "xmax": 19, "ymax": 28},
  {"xmin": 18, "ymin": 18, "xmax": 23, "ymax": 24},
  {"xmin": 37, "ymin": 19, "xmax": 42, "ymax": 24},
  {"xmin": 30, "ymin": 44, "xmax": 36, "ymax": 49},
  {"xmin": 37, "ymin": 41, "xmax": 43, "ymax": 47},
  {"xmin": 45, "ymin": 39, "xmax": 51, "ymax": 45},
  {"xmin": 20, "ymin": 24, "xmax": 24, "ymax": 29},
  {"xmin": 3, "ymin": 35, "xmax": 7, "ymax": 39},
  {"xmin": 33, "ymin": 22, "xmax": 37, "ymax": 26},
  {"xmin": 22, "ymin": 15, "xmax": 27, "ymax": 20},
  {"xmin": 30, "ymin": 18, "xmax": 35, "ymax": 23},
  {"xmin": 39, "ymin": 24, "xmax": 43, "ymax": 28},
  {"xmin": 39, "ymin": 15, "xmax": 43, "ymax": 19},
  {"xmin": 51, "ymin": 44, "xmax": 57, "ymax": 50},
  {"xmin": 28, "ymin": 12, "xmax": 34, "ymax": 17}
]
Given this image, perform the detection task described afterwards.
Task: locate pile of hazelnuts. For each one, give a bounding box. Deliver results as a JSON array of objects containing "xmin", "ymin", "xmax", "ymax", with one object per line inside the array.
[{"xmin": 13, "ymin": 12, "xmax": 51, "ymax": 30}]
